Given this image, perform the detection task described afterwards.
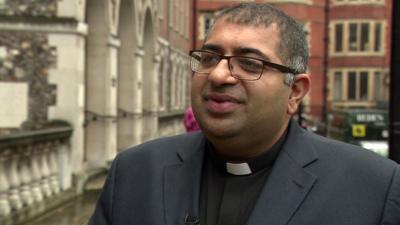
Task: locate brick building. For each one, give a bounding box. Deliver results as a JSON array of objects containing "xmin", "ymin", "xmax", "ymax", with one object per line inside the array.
[{"xmin": 328, "ymin": 0, "xmax": 391, "ymax": 110}]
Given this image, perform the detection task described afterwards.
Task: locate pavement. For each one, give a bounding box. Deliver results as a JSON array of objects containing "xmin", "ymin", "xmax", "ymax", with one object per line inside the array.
[
  {"xmin": 22, "ymin": 191, "xmax": 99, "ymax": 225},
  {"xmin": 0, "ymin": 169, "xmax": 107, "ymax": 225}
]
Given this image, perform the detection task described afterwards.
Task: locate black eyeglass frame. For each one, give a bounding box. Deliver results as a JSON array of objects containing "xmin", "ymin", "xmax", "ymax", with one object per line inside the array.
[{"xmin": 189, "ymin": 50, "xmax": 298, "ymax": 81}]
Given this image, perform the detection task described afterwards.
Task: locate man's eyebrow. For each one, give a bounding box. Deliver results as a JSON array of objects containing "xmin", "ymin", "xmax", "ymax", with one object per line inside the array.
[
  {"xmin": 234, "ymin": 47, "xmax": 271, "ymax": 61},
  {"xmin": 200, "ymin": 45, "xmax": 273, "ymax": 61},
  {"xmin": 201, "ymin": 44, "xmax": 224, "ymax": 53}
]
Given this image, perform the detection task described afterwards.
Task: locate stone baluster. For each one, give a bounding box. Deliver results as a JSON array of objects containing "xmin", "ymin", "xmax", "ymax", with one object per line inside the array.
[
  {"xmin": 19, "ymin": 146, "xmax": 34, "ymax": 206},
  {"xmin": 0, "ymin": 150, "xmax": 11, "ymax": 216},
  {"xmin": 58, "ymin": 141, "xmax": 72, "ymax": 191},
  {"xmin": 48, "ymin": 141, "xmax": 60, "ymax": 194},
  {"xmin": 30, "ymin": 145, "xmax": 44, "ymax": 203},
  {"xmin": 40, "ymin": 143, "xmax": 52, "ymax": 197},
  {"xmin": 7, "ymin": 148, "xmax": 23, "ymax": 210}
]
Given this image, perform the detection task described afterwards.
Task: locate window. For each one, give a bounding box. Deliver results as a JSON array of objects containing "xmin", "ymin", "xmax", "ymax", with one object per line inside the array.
[
  {"xmin": 266, "ymin": 0, "xmax": 311, "ymax": 4},
  {"xmin": 333, "ymin": 71, "xmax": 343, "ymax": 100},
  {"xmin": 360, "ymin": 23, "xmax": 369, "ymax": 51},
  {"xmin": 335, "ymin": 24, "xmax": 343, "ymax": 52},
  {"xmin": 329, "ymin": 68, "xmax": 388, "ymax": 106},
  {"xmin": 172, "ymin": 63, "xmax": 187, "ymax": 110},
  {"xmin": 331, "ymin": 20, "xmax": 385, "ymax": 55},
  {"xmin": 176, "ymin": 66, "xmax": 182, "ymax": 108},
  {"xmin": 204, "ymin": 15, "xmax": 213, "ymax": 34},
  {"xmin": 374, "ymin": 24, "xmax": 382, "ymax": 52},
  {"xmin": 158, "ymin": 59, "xmax": 167, "ymax": 111},
  {"xmin": 331, "ymin": 0, "xmax": 384, "ymax": 5},
  {"xmin": 168, "ymin": 54, "xmax": 187, "ymax": 111},
  {"xmin": 373, "ymin": 71, "xmax": 384, "ymax": 101},
  {"xmin": 348, "ymin": 71, "xmax": 357, "ymax": 100},
  {"xmin": 170, "ymin": 63, "xmax": 177, "ymax": 109},
  {"xmin": 179, "ymin": 66, "xmax": 186, "ymax": 108},
  {"xmin": 198, "ymin": 13, "xmax": 214, "ymax": 40},
  {"xmin": 299, "ymin": 21, "xmax": 311, "ymax": 55},
  {"xmin": 348, "ymin": 23, "xmax": 358, "ymax": 51},
  {"xmin": 360, "ymin": 71, "xmax": 369, "ymax": 100}
]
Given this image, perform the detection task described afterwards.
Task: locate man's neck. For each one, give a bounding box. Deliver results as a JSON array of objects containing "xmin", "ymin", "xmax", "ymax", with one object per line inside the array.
[{"xmin": 207, "ymin": 121, "xmax": 290, "ymax": 162}]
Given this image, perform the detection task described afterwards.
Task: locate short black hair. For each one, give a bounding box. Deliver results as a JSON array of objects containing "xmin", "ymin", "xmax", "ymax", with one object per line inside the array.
[{"xmin": 207, "ymin": 3, "xmax": 309, "ymax": 74}]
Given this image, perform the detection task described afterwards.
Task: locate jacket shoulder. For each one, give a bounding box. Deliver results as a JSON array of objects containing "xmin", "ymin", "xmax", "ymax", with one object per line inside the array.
[
  {"xmin": 116, "ymin": 131, "xmax": 204, "ymax": 166},
  {"xmin": 302, "ymin": 129, "xmax": 398, "ymax": 177}
]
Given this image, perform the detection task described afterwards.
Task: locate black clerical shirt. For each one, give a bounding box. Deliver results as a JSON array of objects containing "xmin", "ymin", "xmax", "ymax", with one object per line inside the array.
[{"xmin": 200, "ymin": 131, "xmax": 287, "ymax": 225}]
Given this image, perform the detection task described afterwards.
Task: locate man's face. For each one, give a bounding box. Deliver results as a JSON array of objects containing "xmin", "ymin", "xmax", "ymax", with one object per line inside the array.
[{"xmin": 191, "ymin": 19, "xmax": 295, "ymax": 147}]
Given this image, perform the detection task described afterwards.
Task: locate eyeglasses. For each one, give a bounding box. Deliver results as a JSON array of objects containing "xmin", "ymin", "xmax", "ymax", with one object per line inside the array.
[{"xmin": 189, "ymin": 50, "xmax": 297, "ymax": 81}]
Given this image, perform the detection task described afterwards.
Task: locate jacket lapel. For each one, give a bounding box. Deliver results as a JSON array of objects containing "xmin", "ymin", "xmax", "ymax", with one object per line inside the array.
[
  {"xmin": 163, "ymin": 133, "xmax": 206, "ymax": 225},
  {"xmin": 247, "ymin": 122, "xmax": 319, "ymax": 225}
]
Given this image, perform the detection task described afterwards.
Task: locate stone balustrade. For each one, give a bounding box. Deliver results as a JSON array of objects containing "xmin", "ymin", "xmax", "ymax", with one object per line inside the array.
[{"xmin": 0, "ymin": 126, "xmax": 72, "ymax": 217}]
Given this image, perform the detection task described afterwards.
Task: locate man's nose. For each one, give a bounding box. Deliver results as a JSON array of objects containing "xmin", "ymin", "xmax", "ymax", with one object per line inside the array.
[{"xmin": 207, "ymin": 59, "xmax": 238, "ymax": 85}]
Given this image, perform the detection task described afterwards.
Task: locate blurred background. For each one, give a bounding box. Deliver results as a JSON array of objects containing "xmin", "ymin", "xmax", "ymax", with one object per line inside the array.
[{"xmin": 0, "ymin": 0, "xmax": 398, "ymax": 224}]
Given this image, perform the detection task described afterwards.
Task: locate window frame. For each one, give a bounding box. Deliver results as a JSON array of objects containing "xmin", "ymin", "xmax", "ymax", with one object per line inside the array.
[
  {"xmin": 266, "ymin": 0, "xmax": 312, "ymax": 4},
  {"xmin": 331, "ymin": 0, "xmax": 385, "ymax": 6},
  {"xmin": 198, "ymin": 12, "xmax": 215, "ymax": 41},
  {"xmin": 330, "ymin": 20, "xmax": 386, "ymax": 56},
  {"xmin": 329, "ymin": 68, "xmax": 389, "ymax": 107}
]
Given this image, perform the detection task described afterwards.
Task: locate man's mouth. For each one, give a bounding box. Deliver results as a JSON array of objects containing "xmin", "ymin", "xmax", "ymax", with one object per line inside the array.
[{"xmin": 204, "ymin": 93, "xmax": 242, "ymax": 113}]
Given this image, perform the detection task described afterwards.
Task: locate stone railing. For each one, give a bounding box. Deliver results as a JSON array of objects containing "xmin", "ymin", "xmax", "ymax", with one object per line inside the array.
[{"xmin": 0, "ymin": 126, "xmax": 72, "ymax": 217}]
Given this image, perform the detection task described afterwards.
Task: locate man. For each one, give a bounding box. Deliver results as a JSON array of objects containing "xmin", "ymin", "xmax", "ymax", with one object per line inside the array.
[{"xmin": 88, "ymin": 3, "xmax": 400, "ymax": 225}]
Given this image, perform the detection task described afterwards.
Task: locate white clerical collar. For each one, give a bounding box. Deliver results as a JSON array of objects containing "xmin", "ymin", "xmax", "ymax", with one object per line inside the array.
[
  {"xmin": 206, "ymin": 125, "xmax": 288, "ymax": 176},
  {"xmin": 226, "ymin": 162, "xmax": 252, "ymax": 175}
]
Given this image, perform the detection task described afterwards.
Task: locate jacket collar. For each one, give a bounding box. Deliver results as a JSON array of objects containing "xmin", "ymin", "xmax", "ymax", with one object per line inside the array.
[{"xmin": 282, "ymin": 121, "xmax": 319, "ymax": 167}]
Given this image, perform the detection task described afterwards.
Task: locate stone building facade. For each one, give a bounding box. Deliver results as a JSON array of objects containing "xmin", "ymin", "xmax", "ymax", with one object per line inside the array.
[{"xmin": 0, "ymin": 0, "xmax": 193, "ymax": 220}]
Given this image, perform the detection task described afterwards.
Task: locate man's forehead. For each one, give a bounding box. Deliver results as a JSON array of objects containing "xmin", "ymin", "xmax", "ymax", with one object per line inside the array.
[
  {"xmin": 206, "ymin": 19, "xmax": 280, "ymax": 43},
  {"xmin": 216, "ymin": 16, "xmax": 280, "ymax": 32},
  {"xmin": 204, "ymin": 20, "xmax": 281, "ymax": 61},
  {"xmin": 202, "ymin": 43, "xmax": 273, "ymax": 62}
]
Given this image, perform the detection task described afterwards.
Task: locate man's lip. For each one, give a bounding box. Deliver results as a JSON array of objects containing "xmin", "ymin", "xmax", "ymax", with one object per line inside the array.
[
  {"xmin": 204, "ymin": 93, "xmax": 242, "ymax": 103},
  {"xmin": 202, "ymin": 93, "xmax": 243, "ymax": 114}
]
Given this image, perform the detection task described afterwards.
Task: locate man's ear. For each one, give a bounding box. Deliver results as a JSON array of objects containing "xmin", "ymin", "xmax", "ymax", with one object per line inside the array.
[{"xmin": 287, "ymin": 73, "xmax": 310, "ymax": 115}]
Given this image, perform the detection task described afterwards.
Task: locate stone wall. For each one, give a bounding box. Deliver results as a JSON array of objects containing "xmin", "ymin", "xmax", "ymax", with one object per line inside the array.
[
  {"xmin": 0, "ymin": 0, "xmax": 58, "ymax": 17},
  {"xmin": 0, "ymin": 31, "xmax": 57, "ymax": 134}
]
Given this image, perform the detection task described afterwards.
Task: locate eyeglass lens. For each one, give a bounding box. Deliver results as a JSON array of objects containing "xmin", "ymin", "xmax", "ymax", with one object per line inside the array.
[{"xmin": 191, "ymin": 51, "xmax": 263, "ymax": 80}]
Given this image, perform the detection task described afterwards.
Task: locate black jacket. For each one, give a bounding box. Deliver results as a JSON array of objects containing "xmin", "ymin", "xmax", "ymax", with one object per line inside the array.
[{"xmin": 89, "ymin": 122, "xmax": 400, "ymax": 225}]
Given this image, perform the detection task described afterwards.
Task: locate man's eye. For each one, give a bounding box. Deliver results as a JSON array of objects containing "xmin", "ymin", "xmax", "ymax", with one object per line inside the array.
[
  {"xmin": 200, "ymin": 55, "xmax": 219, "ymax": 67},
  {"xmin": 236, "ymin": 58, "xmax": 263, "ymax": 73}
]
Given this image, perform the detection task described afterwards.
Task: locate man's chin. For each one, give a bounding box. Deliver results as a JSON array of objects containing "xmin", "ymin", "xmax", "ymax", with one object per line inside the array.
[{"xmin": 201, "ymin": 124, "xmax": 241, "ymax": 139}]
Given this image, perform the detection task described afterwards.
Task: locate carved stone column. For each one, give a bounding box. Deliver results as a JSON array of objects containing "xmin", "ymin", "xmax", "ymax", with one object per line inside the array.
[
  {"xmin": 0, "ymin": 150, "xmax": 11, "ymax": 216},
  {"xmin": 30, "ymin": 145, "xmax": 44, "ymax": 202},
  {"xmin": 39, "ymin": 143, "xmax": 52, "ymax": 197},
  {"xmin": 48, "ymin": 141, "xmax": 60, "ymax": 194},
  {"xmin": 7, "ymin": 149, "xmax": 23, "ymax": 210},
  {"xmin": 19, "ymin": 147, "xmax": 34, "ymax": 206},
  {"xmin": 58, "ymin": 141, "xmax": 71, "ymax": 191},
  {"xmin": 117, "ymin": 47, "xmax": 145, "ymax": 150},
  {"xmin": 170, "ymin": 59, "xmax": 177, "ymax": 110}
]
